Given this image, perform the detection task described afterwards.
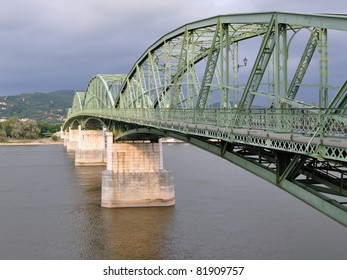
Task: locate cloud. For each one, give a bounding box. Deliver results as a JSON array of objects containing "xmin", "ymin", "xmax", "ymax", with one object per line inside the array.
[{"xmin": 0, "ymin": 0, "xmax": 346, "ymax": 95}]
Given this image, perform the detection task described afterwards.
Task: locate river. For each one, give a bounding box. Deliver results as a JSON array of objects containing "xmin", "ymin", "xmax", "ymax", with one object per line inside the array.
[{"xmin": 0, "ymin": 144, "xmax": 346, "ymax": 260}]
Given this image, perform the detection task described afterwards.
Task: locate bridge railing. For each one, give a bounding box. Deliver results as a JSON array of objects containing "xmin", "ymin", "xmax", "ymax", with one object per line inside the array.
[{"xmin": 95, "ymin": 107, "xmax": 347, "ymax": 139}]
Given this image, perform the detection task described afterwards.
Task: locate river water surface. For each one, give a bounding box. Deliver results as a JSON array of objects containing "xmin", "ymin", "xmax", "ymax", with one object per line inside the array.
[{"xmin": 0, "ymin": 144, "xmax": 346, "ymax": 259}]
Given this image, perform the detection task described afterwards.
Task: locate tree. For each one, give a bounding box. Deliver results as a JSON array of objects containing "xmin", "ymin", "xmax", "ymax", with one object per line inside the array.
[
  {"xmin": 38, "ymin": 122, "xmax": 61, "ymax": 137},
  {"xmin": 0, "ymin": 122, "xmax": 6, "ymax": 142},
  {"xmin": 22, "ymin": 120, "xmax": 40, "ymax": 139},
  {"xmin": 1, "ymin": 117, "xmax": 40, "ymax": 139},
  {"xmin": 2, "ymin": 116, "xmax": 20, "ymax": 136}
]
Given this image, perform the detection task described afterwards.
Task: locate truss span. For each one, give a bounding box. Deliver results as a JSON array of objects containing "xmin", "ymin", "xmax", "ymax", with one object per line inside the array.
[
  {"xmin": 64, "ymin": 12, "xmax": 347, "ymax": 226},
  {"xmin": 112, "ymin": 12, "xmax": 347, "ymax": 111},
  {"xmin": 70, "ymin": 74, "xmax": 127, "ymax": 115}
]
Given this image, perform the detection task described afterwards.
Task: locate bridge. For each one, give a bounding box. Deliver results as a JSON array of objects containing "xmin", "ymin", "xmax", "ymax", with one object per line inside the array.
[{"xmin": 62, "ymin": 12, "xmax": 347, "ymax": 226}]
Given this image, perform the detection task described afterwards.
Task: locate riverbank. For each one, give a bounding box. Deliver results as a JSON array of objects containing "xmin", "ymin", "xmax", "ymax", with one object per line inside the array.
[
  {"xmin": 0, "ymin": 138, "xmax": 185, "ymax": 146},
  {"xmin": 0, "ymin": 138, "xmax": 63, "ymax": 145}
]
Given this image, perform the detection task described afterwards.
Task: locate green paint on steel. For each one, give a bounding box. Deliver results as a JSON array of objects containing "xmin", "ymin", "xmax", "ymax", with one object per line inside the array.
[{"xmin": 63, "ymin": 12, "xmax": 347, "ymax": 226}]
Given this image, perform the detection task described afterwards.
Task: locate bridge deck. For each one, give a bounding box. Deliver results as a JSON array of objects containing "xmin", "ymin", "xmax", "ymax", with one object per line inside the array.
[{"xmin": 104, "ymin": 110, "xmax": 347, "ymax": 162}]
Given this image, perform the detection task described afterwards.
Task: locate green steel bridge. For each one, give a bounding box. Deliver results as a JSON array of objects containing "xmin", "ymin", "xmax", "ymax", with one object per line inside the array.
[{"xmin": 64, "ymin": 12, "xmax": 347, "ymax": 226}]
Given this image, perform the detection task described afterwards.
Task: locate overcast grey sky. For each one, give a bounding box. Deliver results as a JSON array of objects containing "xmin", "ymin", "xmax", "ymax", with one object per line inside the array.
[{"xmin": 0, "ymin": 0, "xmax": 346, "ymax": 95}]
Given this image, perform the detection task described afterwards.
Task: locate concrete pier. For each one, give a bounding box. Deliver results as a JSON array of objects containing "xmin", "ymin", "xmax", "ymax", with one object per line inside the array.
[
  {"xmin": 66, "ymin": 128, "xmax": 79, "ymax": 152},
  {"xmin": 101, "ymin": 132, "xmax": 175, "ymax": 208},
  {"xmin": 75, "ymin": 126, "xmax": 105, "ymax": 166}
]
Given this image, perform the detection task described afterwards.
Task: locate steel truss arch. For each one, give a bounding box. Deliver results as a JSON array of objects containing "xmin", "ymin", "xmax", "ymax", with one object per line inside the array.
[
  {"xmin": 84, "ymin": 117, "xmax": 107, "ymax": 130},
  {"xmin": 69, "ymin": 118, "xmax": 82, "ymax": 129},
  {"xmin": 64, "ymin": 12, "xmax": 347, "ymax": 226},
  {"xmin": 114, "ymin": 12, "xmax": 347, "ymax": 112},
  {"xmin": 116, "ymin": 20, "xmax": 272, "ymax": 109},
  {"xmin": 71, "ymin": 91, "xmax": 85, "ymax": 114},
  {"xmin": 84, "ymin": 74, "xmax": 127, "ymax": 110}
]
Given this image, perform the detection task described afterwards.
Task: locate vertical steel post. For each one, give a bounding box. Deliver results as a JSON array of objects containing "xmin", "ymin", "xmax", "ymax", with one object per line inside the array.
[
  {"xmin": 274, "ymin": 21, "xmax": 288, "ymax": 108},
  {"xmin": 232, "ymin": 41, "xmax": 239, "ymax": 108},
  {"xmin": 268, "ymin": 48, "xmax": 275, "ymax": 108},
  {"xmin": 219, "ymin": 22, "xmax": 224, "ymax": 109},
  {"xmin": 319, "ymin": 28, "xmax": 328, "ymax": 108},
  {"xmin": 220, "ymin": 23, "xmax": 230, "ymax": 109},
  {"xmin": 186, "ymin": 30, "xmax": 191, "ymax": 109},
  {"xmin": 318, "ymin": 28, "xmax": 327, "ymax": 146},
  {"xmin": 225, "ymin": 25, "xmax": 230, "ymax": 109}
]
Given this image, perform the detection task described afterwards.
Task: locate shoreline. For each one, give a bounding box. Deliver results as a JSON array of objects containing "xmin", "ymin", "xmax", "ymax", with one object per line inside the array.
[
  {"xmin": 0, "ymin": 138, "xmax": 187, "ymax": 146},
  {"xmin": 0, "ymin": 138, "xmax": 63, "ymax": 146}
]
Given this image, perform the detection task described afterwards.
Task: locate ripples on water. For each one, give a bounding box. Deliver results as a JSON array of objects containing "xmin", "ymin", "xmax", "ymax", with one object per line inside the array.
[{"xmin": 0, "ymin": 144, "xmax": 346, "ymax": 260}]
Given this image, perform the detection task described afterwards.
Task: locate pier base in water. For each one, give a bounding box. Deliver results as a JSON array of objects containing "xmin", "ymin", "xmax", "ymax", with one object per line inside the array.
[
  {"xmin": 75, "ymin": 127, "xmax": 105, "ymax": 166},
  {"xmin": 65, "ymin": 129, "xmax": 78, "ymax": 152},
  {"xmin": 101, "ymin": 169, "xmax": 175, "ymax": 208},
  {"xmin": 101, "ymin": 135, "xmax": 175, "ymax": 208}
]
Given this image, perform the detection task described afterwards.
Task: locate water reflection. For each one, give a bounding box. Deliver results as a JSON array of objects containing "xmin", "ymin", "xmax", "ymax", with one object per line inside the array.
[
  {"xmin": 72, "ymin": 165, "xmax": 176, "ymax": 259},
  {"xmin": 100, "ymin": 207, "xmax": 176, "ymax": 259}
]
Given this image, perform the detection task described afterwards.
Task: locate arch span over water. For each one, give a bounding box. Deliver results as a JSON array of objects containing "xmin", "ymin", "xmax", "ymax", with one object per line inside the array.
[{"xmin": 64, "ymin": 12, "xmax": 347, "ymax": 226}]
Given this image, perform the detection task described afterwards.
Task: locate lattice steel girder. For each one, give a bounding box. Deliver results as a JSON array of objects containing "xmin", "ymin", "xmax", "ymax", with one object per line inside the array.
[
  {"xmin": 218, "ymin": 12, "xmax": 347, "ymax": 31},
  {"xmin": 287, "ymin": 28, "xmax": 319, "ymax": 99},
  {"xmin": 278, "ymin": 154, "xmax": 304, "ymax": 183},
  {"xmin": 196, "ymin": 19, "xmax": 222, "ymax": 109},
  {"xmin": 132, "ymin": 65, "xmax": 148, "ymax": 108},
  {"xmin": 274, "ymin": 23, "xmax": 288, "ymax": 106},
  {"xmin": 170, "ymin": 28, "xmax": 189, "ymax": 108},
  {"xmin": 219, "ymin": 24, "xmax": 230, "ymax": 109},
  {"xmin": 300, "ymin": 161, "xmax": 347, "ymax": 197},
  {"xmin": 71, "ymin": 91, "xmax": 85, "ymax": 114},
  {"xmin": 318, "ymin": 28, "xmax": 328, "ymax": 108},
  {"xmin": 83, "ymin": 74, "xmax": 127, "ymax": 110},
  {"xmin": 238, "ymin": 15, "xmax": 276, "ymax": 109},
  {"xmin": 118, "ymin": 12, "xmax": 347, "ymax": 104},
  {"xmin": 126, "ymin": 78, "xmax": 136, "ymax": 108},
  {"xmin": 329, "ymin": 80, "xmax": 347, "ymax": 110},
  {"xmin": 65, "ymin": 106, "xmax": 347, "ymax": 162},
  {"xmin": 148, "ymin": 52, "xmax": 163, "ymax": 107},
  {"xmin": 155, "ymin": 13, "xmax": 347, "ymax": 47},
  {"xmin": 150, "ymin": 25, "xmax": 268, "ymax": 109}
]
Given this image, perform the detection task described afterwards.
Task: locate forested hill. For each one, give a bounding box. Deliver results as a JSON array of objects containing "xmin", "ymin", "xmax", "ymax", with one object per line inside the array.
[{"xmin": 0, "ymin": 90, "xmax": 74, "ymax": 123}]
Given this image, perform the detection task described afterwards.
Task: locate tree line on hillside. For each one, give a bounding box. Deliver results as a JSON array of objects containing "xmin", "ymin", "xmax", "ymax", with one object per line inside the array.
[
  {"xmin": 0, "ymin": 117, "xmax": 61, "ymax": 141},
  {"xmin": 0, "ymin": 90, "xmax": 74, "ymax": 123}
]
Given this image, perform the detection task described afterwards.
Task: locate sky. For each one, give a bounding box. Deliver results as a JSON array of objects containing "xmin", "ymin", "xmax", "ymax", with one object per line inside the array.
[{"xmin": 0, "ymin": 0, "xmax": 346, "ymax": 96}]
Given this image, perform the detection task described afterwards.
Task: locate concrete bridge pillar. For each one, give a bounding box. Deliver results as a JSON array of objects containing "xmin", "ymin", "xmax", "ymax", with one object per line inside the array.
[
  {"xmin": 66, "ymin": 128, "xmax": 79, "ymax": 152},
  {"xmin": 75, "ymin": 126, "xmax": 106, "ymax": 166},
  {"xmin": 101, "ymin": 132, "xmax": 175, "ymax": 208},
  {"xmin": 62, "ymin": 130, "xmax": 68, "ymax": 148}
]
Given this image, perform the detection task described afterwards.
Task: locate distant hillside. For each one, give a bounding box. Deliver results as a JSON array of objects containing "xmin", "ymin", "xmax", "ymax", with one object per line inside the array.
[{"xmin": 0, "ymin": 90, "xmax": 74, "ymax": 123}]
